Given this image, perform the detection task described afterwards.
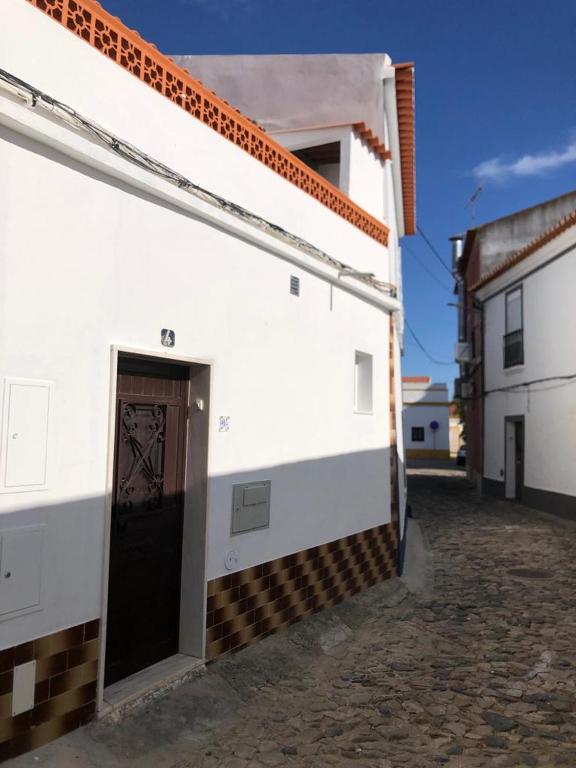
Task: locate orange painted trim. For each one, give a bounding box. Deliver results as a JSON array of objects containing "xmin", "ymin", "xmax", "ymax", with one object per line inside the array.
[
  {"xmin": 471, "ymin": 209, "xmax": 576, "ymax": 291},
  {"xmin": 352, "ymin": 123, "xmax": 392, "ymax": 162},
  {"xmin": 394, "ymin": 63, "xmax": 416, "ymax": 236},
  {"xmin": 25, "ymin": 0, "xmax": 390, "ymax": 248},
  {"xmin": 272, "ymin": 121, "xmax": 391, "ymax": 163},
  {"xmin": 402, "ymin": 375, "xmax": 431, "ymax": 383}
]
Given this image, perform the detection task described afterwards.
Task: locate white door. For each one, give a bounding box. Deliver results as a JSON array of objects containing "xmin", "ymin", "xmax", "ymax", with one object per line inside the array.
[{"xmin": 505, "ymin": 420, "xmax": 516, "ymax": 499}]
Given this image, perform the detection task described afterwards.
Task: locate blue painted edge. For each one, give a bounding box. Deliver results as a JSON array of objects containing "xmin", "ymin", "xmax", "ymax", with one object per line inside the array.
[{"xmin": 397, "ymin": 504, "xmax": 411, "ymax": 576}]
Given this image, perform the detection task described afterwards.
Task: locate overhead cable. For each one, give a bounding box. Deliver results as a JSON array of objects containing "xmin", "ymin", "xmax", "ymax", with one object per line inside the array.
[
  {"xmin": 417, "ymin": 225, "xmax": 454, "ymax": 277},
  {"xmin": 0, "ymin": 67, "xmax": 397, "ymax": 298},
  {"xmin": 403, "ymin": 242, "xmax": 453, "ymax": 293},
  {"xmin": 404, "ymin": 319, "xmax": 454, "ymax": 366},
  {"xmin": 484, "ymin": 374, "xmax": 576, "ymax": 396}
]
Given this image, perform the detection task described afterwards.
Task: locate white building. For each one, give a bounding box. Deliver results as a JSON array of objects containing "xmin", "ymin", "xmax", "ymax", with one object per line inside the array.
[
  {"xmin": 472, "ymin": 208, "xmax": 576, "ymax": 514},
  {"xmin": 0, "ymin": 0, "xmax": 415, "ymax": 756},
  {"xmin": 402, "ymin": 377, "xmax": 450, "ymax": 459},
  {"xmin": 449, "ymin": 403, "xmax": 463, "ymax": 458}
]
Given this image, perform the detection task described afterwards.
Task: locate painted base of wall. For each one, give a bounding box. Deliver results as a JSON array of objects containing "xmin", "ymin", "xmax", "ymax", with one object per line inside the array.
[
  {"xmin": 0, "ymin": 519, "xmax": 398, "ymax": 758},
  {"xmin": 522, "ymin": 486, "xmax": 576, "ymax": 521},
  {"xmin": 483, "ymin": 477, "xmax": 576, "ymax": 521},
  {"xmin": 0, "ymin": 620, "xmax": 99, "ymax": 761},
  {"xmin": 206, "ymin": 521, "xmax": 398, "ymax": 660},
  {"xmin": 406, "ymin": 449, "xmax": 451, "ymax": 460},
  {"xmin": 482, "ymin": 477, "xmax": 505, "ymax": 499}
]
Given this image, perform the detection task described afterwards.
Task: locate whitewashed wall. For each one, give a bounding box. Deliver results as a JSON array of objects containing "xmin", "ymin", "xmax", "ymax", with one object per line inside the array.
[
  {"xmin": 348, "ymin": 130, "xmax": 386, "ymax": 221},
  {"xmin": 0, "ymin": 0, "xmax": 399, "ymax": 648},
  {"xmin": 402, "ymin": 381, "xmax": 449, "ymax": 452},
  {"xmin": 403, "ymin": 406, "xmax": 450, "ymax": 452},
  {"xmin": 1, "ymin": 0, "xmax": 389, "ymax": 280},
  {"xmin": 480, "ymin": 234, "xmax": 576, "ymax": 495}
]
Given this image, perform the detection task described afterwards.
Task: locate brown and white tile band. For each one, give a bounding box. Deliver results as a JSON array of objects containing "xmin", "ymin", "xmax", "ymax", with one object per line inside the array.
[
  {"xmin": 205, "ymin": 522, "xmax": 398, "ymax": 661},
  {"xmin": 0, "ymin": 620, "xmax": 99, "ymax": 761},
  {"xmin": 0, "ymin": 521, "xmax": 398, "ymax": 761}
]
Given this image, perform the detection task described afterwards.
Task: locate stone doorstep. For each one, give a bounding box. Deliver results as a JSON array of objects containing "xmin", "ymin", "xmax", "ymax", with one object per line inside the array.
[
  {"xmin": 96, "ymin": 574, "xmax": 410, "ymax": 725},
  {"xmin": 99, "ymin": 653, "xmax": 205, "ymax": 723}
]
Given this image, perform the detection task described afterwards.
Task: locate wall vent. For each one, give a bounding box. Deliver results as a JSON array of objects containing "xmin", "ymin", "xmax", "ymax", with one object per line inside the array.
[{"xmin": 290, "ymin": 275, "xmax": 300, "ymax": 296}]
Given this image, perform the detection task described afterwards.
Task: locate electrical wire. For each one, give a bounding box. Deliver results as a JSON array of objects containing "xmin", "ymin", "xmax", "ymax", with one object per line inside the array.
[
  {"xmin": 403, "ymin": 242, "xmax": 453, "ymax": 293},
  {"xmin": 0, "ymin": 67, "xmax": 397, "ymax": 298},
  {"xmin": 417, "ymin": 225, "xmax": 454, "ymax": 277},
  {"xmin": 484, "ymin": 374, "xmax": 576, "ymax": 396},
  {"xmin": 404, "ymin": 319, "xmax": 454, "ymax": 366}
]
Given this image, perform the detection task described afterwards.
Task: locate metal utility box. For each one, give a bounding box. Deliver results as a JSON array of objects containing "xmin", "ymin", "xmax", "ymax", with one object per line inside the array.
[
  {"xmin": 0, "ymin": 526, "xmax": 45, "ymax": 619},
  {"xmin": 231, "ymin": 481, "xmax": 271, "ymax": 534}
]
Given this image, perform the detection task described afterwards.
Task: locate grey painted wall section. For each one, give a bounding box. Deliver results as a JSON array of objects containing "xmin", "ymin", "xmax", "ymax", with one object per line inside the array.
[{"xmin": 172, "ymin": 54, "xmax": 391, "ymax": 140}]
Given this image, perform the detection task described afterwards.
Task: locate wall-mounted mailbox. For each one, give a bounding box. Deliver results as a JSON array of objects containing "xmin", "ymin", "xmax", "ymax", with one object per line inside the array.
[{"xmin": 231, "ymin": 481, "xmax": 271, "ymax": 535}]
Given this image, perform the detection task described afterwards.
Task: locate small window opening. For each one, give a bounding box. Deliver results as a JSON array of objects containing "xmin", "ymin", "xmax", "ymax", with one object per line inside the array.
[
  {"xmin": 290, "ymin": 275, "xmax": 300, "ymax": 296},
  {"xmin": 293, "ymin": 142, "xmax": 341, "ymax": 188},
  {"xmin": 412, "ymin": 427, "xmax": 425, "ymax": 442},
  {"xmin": 504, "ymin": 286, "xmax": 524, "ymax": 368},
  {"xmin": 354, "ymin": 351, "xmax": 373, "ymax": 413}
]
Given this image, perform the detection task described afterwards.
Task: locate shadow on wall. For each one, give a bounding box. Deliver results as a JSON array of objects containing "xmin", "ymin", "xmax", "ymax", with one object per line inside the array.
[{"xmin": 0, "ymin": 447, "xmax": 400, "ymax": 758}]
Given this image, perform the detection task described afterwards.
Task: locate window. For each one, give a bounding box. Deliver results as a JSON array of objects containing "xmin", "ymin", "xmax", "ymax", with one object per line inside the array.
[
  {"xmin": 504, "ymin": 286, "xmax": 524, "ymax": 368},
  {"xmin": 354, "ymin": 351, "xmax": 373, "ymax": 412},
  {"xmin": 412, "ymin": 427, "xmax": 425, "ymax": 442},
  {"xmin": 293, "ymin": 142, "xmax": 341, "ymax": 188}
]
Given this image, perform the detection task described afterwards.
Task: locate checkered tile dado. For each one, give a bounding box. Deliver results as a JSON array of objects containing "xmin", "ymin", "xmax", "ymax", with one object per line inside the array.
[
  {"xmin": 0, "ymin": 620, "xmax": 99, "ymax": 761},
  {"xmin": 206, "ymin": 523, "xmax": 398, "ymax": 660}
]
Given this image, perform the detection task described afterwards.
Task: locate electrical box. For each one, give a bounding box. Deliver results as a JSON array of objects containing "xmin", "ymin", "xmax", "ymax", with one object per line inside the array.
[
  {"xmin": 0, "ymin": 526, "xmax": 45, "ymax": 620},
  {"xmin": 12, "ymin": 661, "xmax": 36, "ymax": 716},
  {"xmin": 231, "ymin": 481, "xmax": 271, "ymax": 535},
  {"xmin": 0, "ymin": 379, "xmax": 52, "ymax": 492}
]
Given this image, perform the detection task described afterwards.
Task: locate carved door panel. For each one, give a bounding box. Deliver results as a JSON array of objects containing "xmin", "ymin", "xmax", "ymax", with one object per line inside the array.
[{"xmin": 105, "ymin": 359, "xmax": 188, "ymax": 686}]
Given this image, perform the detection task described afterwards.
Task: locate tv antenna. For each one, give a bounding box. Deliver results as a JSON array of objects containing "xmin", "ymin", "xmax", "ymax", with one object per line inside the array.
[{"xmin": 465, "ymin": 185, "xmax": 483, "ymax": 222}]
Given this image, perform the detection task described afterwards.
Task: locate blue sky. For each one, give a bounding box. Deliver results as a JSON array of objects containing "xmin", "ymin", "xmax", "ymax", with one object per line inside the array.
[{"xmin": 105, "ymin": 0, "xmax": 576, "ymax": 389}]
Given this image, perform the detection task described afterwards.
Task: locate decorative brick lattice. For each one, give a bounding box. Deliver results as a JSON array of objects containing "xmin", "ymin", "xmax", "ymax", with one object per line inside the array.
[
  {"xmin": 26, "ymin": 0, "xmax": 390, "ymax": 247},
  {"xmin": 206, "ymin": 522, "xmax": 398, "ymax": 660}
]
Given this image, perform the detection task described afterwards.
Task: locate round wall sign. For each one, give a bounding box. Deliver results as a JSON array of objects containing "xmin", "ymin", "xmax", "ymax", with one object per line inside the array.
[{"xmin": 430, "ymin": 420, "xmax": 440, "ymax": 431}]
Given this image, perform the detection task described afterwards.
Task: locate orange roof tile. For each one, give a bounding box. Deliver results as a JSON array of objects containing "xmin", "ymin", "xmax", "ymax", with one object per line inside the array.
[
  {"xmin": 471, "ymin": 209, "xmax": 576, "ymax": 291},
  {"xmin": 352, "ymin": 123, "xmax": 392, "ymax": 162},
  {"xmin": 394, "ymin": 63, "xmax": 416, "ymax": 236},
  {"xmin": 25, "ymin": 0, "xmax": 390, "ymax": 247}
]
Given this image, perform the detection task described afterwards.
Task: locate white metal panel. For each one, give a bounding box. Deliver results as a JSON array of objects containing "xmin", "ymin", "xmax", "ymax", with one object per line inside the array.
[
  {"xmin": 1, "ymin": 379, "xmax": 51, "ymax": 492},
  {"xmin": 12, "ymin": 660, "xmax": 37, "ymax": 716},
  {"xmin": 232, "ymin": 482, "xmax": 271, "ymax": 535},
  {"xmin": 0, "ymin": 527, "xmax": 44, "ymax": 618}
]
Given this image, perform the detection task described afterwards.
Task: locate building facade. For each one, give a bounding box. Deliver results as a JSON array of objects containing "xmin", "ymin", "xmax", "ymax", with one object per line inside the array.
[
  {"xmin": 449, "ymin": 403, "xmax": 463, "ymax": 458},
  {"xmin": 0, "ymin": 0, "xmax": 415, "ymax": 757},
  {"xmin": 454, "ymin": 192, "xmax": 576, "ymax": 513},
  {"xmin": 402, "ymin": 377, "xmax": 450, "ymax": 460}
]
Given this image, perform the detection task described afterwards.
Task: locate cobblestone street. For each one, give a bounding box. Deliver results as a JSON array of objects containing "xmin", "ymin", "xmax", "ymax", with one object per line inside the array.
[{"xmin": 12, "ymin": 468, "xmax": 576, "ymax": 768}]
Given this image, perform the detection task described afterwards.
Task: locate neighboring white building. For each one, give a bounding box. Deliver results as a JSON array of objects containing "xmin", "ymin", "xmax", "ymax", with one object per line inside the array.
[
  {"xmin": 0, "ymin": 0, "xmax": 415, "ymax": 756},
  {"xmin": 402, "ymin": 377, "xmax": 450, "ymax": 459},
  {"xmin": 449, "ymin": 403, "xmax": 464, "ymax": 457},
  {"xmin": 472, "ymin": 208, "xmax": 576, "ymax": 515}
]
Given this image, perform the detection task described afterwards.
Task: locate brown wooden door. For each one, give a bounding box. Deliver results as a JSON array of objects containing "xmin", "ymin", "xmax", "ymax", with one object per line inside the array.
[{"xmin": 105, "ymin": 357, "xmax": 188, "ymax": 686}]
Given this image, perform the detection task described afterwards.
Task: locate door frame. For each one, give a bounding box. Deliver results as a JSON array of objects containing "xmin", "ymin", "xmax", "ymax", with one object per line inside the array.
[
  {"xmin": 97, "ymin": 345, "xmax": 212, "ymax": 713},
  {"xmin": 504, "ymin": 415, "xmax": 524, "ymax": 501}
]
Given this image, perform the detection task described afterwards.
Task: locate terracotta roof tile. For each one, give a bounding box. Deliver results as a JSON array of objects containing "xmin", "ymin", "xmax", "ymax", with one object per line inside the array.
[
  {"xmin": 25, "ymin": 0, "xmax": 390, "ymax": 247},
  {"xmin": 471, "ymin": 209, "xmax": 576, "ymax": 291},
  {"xmin": 394, "ymin": 63, "xmax": 416, "ymax": 236}
]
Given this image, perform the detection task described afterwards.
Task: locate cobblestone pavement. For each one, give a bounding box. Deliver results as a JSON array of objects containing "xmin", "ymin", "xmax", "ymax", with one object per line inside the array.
[{"xmin": 11, "ymin": 468, "xmax": 576, "ymax": 768}]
